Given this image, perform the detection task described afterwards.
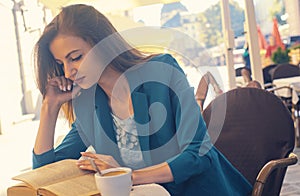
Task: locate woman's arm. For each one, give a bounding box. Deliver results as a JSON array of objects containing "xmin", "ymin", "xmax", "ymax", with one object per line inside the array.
[
  {"xmin": 33, "ymin": 100, "xmax": 60, "ymax": 154},
  {"xmin": 163, "ymin": 54, "xmax": 213, "ymax": 184},
  {"xmin": 33, "ymin": 121, "xmax": 87, "ymax": 169},
  {"xmin": 77, "ymin": 152, "xmax": 173, "ymax": 185},
  {"xmin": 34, "ymin": 76, "xmax": 80, "ymax": 154},
  {"xmin": 33, "ymin": 77, "xmax": 83, "ymax": 168},
  {"xmin": 132, "ymin": 162, "xmax": 173, "ymax": 185}
]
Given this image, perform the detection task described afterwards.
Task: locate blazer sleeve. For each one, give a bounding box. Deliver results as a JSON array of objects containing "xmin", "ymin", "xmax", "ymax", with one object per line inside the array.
[
  {"xmin": 32, "ymin": 122, "xmax": 87, "ymax": 169},
  {"xmin": 163, "ymin": 54, "xmax": 213, "ymax": 184}
]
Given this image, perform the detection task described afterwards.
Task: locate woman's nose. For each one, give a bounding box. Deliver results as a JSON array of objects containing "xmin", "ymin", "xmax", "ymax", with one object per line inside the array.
[{"xmin": 64, "ymin": 64, "xmax": 77, "ymax": 80}]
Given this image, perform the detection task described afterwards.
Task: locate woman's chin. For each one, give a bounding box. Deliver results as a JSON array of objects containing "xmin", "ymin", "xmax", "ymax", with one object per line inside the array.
[{"xmin": 77, "ymin": 81, "xmax": 97, "ymax": 89}]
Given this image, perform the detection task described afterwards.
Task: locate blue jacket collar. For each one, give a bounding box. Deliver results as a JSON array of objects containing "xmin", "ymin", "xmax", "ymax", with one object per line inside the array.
[{"xmin": 94, "ymin": 83, "xmax": 152, "ymax": 165}]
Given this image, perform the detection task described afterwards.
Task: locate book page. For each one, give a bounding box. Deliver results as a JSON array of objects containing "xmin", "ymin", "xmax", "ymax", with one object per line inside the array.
[
  {"xmin": 12, "ymin": 159, "xmax": 91, "ymax": 189},
  {"xmin": 7, "ymin": 182, "xmax": 37, "ymax": 196},
  {"xmin": 39, "ymin": 177, "xmax": 170, "ymax": 196},
  {"xmin": 38, "ymin": 174, "xmax": 100, "ymax": 196}
]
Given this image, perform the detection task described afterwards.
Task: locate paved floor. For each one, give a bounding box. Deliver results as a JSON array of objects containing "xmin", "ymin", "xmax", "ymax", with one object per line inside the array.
[
  {"xmin": 281, "ymin": 147, "xmax": 300, "ymax": 196},
  {"xmin": 0, "ymin": 119, "xmax": 300, "ymax": 196}
]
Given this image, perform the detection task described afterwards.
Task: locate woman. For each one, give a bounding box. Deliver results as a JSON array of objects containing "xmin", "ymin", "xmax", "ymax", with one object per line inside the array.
[{"xmin": 33, "ymin": 4, "xmax": 252, "ymax": 195}]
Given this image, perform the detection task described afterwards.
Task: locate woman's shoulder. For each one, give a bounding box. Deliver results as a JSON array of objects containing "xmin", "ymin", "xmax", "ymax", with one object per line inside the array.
[
  {"xmin": 149, "ymin": 53, "xmax": 177, "ymax": 63},
  {"xmin": 148, "ymin": 53, "xmax": 183, "ymax": 72}
]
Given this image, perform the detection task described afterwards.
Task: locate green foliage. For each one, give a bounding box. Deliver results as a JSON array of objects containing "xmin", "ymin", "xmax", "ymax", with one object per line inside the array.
[
  {"xmin": 271, "ymin": 47, "xmax": 290, "ymax": 64},
  {"xmin": 198, "ymin": 0, "xmax": 245, "ymax": 48}
]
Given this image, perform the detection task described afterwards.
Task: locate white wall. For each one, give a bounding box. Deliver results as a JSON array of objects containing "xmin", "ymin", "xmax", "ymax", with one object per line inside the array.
[
  {"xmin": 0, "ymin": 2, "xmax": 24, "ymax": 133},
  {"xmin": 285, "ymin": 0, "xmax": 300, "ymax": 36}
]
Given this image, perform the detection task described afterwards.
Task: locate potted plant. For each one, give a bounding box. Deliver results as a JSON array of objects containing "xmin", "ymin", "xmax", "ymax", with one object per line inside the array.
[{"xmin": 271, "ymin": 47, "xmax": 290, "ymax": 64}]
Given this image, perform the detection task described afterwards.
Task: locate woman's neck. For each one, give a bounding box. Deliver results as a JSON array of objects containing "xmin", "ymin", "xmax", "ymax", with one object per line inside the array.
[
  {"xmin": 98, "ymin": 66, "xmax": 133, "ymax": 118},
  {"xmin": 98, "ymin": 67, "xmax": 126, "ymax": 98}
]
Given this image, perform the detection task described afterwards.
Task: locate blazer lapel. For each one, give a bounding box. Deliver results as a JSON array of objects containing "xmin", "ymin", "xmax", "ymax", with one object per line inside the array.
[
  {"xmin": 125, "ymin": 66, "xmax": 153, "ymax": 166},
  {"xmin": 94, "ymin": 85, "xmax": 123, "ymax": 165},
  {"xmin": 131, "ymin": 90, "xmax": 152, "ymax": 166}
]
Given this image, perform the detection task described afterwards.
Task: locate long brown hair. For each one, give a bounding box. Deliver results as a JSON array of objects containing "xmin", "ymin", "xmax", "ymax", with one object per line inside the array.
[{"xmin": 35, "ymin": 4, "xmax": 154, "ymax": 124}]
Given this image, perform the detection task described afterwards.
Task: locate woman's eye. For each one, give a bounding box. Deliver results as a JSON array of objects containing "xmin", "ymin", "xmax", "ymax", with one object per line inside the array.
[{"xmin": 71, "ymin": 55, "xmax": 82, "ymax": 62}]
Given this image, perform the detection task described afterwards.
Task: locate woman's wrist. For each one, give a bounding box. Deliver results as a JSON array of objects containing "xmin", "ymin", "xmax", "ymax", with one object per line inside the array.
[
  {"xmin": 132, "ymin": 170, "xmax": 142, "ymax": 185},
  {"xmin": 34, "ymin": 100, "xmax": 59, "ymax": 155},
  {"xmin": 132, "ymin": 170, "xmax": 153, "ymax": 185},
  {"xmin": 131, "ymin": 163, "xmax": 173, "ymax": 185},
  {"xmin": 42, "ymin": 99, "xmax": 61, "ymax": 113}
]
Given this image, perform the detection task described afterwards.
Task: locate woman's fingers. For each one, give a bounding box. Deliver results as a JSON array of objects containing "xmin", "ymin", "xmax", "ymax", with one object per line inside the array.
[
  {"xmin": 77, "ymin": 158, "xmax": 110, "ymax": 171},
  {"xmin": 48, "ymin": 76, "xmax": 73, "ymax": 92},
  {"xmin": 62, "ymin": 84, "xmax": 81, "ymax": 100},
  {"xmin": 47, "ymin": 76, "xmax": 82, "ymax": 97},
  {"xmin": 77, "ymin": 152, "xmax": 120, "ymax": 171},
  {"xmin": 77, "ymin": 160, "xmax": 94, "ymax": 171},
  {"xmin": 80, "ymin": 152, "xmax": 96, "ymax": 158},
  {"xmin": 58, "ymin": 77, "xmax": 69, "ymax": 92},
  {"xmin": 66, "ymin": 79, "xmax": 73, "ymax": 91},
  {"xmin": 47, "ymin": 77, "xmax": 61, "ymax": 89},
  {"xmin": 77, "ymin": 152, "xmax": 99, "ymax": 170}
]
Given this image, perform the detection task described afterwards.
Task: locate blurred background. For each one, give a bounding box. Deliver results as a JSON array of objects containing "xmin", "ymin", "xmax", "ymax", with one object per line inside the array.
[{"xmin": 1, "ymin": 0, "xmax": 300, "ymax": 195}]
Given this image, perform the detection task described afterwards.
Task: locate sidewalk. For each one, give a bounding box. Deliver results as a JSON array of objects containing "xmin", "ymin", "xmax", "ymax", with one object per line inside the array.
[
  {"xmin": 281, "ymin": 147, "xmax": 300, "ymax": 196},
  {"xmin": 0, "ymin": 119, "xmax": 299, "ymax": 196}
]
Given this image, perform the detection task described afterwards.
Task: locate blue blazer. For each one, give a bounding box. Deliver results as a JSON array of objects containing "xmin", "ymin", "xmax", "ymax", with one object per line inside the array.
[{"xmin": 33, "ymin": 54, "xmax": 252, "ymax": 195}]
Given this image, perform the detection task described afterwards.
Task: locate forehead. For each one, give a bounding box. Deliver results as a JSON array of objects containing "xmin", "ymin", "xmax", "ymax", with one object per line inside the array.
[{"xmin": 49, "ymin": 34, "xmax": 90, "ymax": 59}]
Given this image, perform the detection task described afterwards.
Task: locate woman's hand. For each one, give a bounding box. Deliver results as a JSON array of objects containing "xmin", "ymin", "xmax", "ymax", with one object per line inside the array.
[
  {"xmin": 44, "ymin": 76, "xmax": 81, "ymax": 107},
  {"xmin": 77, "ymin": 152, "xmax": 121, "ymax": 171},
  {"xmin": 34, "ymin": 76, "xmax": 81, "ymax": 155}
]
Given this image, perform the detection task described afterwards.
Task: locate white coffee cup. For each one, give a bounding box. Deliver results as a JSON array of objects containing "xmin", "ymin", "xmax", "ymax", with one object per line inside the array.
[{"xmin": 94, "ymin": 167, "xmax": 132, "ymax": 196}]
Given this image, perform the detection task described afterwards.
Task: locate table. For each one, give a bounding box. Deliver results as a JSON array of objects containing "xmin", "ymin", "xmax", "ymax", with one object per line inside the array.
[
  {"xmin": 272, "ymin": 76, "xmax": 300, "ymax": 147},
  {"xmin": 272, "ymin": 76, "xmax": 300, "ymax": 104},
  {"xmin": 130, "ymin": 184, "xmax": 170, "ymax": 196}
]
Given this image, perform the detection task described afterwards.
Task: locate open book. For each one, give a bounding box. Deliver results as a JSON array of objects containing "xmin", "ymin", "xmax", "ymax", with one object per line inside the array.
[
  {"xmin": 7, "ymin": 159, "xmax": 170, "ymax": 196},
  {"xmin": 7, "ymin": 159, "xmax": 99, "ymax": 196}
]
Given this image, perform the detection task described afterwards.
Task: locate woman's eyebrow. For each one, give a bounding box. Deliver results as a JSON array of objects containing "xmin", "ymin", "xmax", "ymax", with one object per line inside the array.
[
  {"xmin": 54, "ymin": 50, "xmax": 80, "ymax": 63},
  {"xmin": 65, "ymin": 49, "xmax": 80, "ymax": 59}
]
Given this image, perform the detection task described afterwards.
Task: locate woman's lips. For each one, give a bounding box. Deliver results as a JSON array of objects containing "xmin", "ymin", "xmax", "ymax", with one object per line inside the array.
[{"xmin": 74, "ymin": 76, "xmax": 85, "ymax": 85}]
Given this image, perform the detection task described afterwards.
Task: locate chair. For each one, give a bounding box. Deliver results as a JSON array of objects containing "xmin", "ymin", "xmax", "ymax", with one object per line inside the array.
[
  {"xmin": 264, "ymin": 63, "xmax": 299, "ymax": 90},
  {"xmin": 294, "ymin": 101, "xmax": 300, "ymax": 147},
  {"xmin": 202, "ymin": 88, "xmax": 298, "ymax": 196},
  {"xmin": 262, "ymin": 64, "xmax": 277, "ymax": 85},
  {"xmin": 195, "ymin": 71, "xmax": 223, "ymax": 111},
  {"xmin": 267, "ymin": 64, "xmax": 300, "ymax": 139},
  {"xmin": 271, "ymin": 85, "xmax": 300, "ymax": 148},
  {"xmin": 271, "ymin": 63, "xmax": 300, "ymax": 81}
]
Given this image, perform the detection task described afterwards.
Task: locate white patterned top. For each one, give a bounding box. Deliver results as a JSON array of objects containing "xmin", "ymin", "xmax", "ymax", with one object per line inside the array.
[{"xmin": 111, "ymin": 113, "xmax": 146, "ymax": 169}]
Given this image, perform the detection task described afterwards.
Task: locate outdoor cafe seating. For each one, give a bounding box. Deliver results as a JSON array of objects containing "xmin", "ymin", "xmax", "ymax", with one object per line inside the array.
[{"xmin": 265, "ymin": 64, "xmax": 300, "ymax": 146}]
